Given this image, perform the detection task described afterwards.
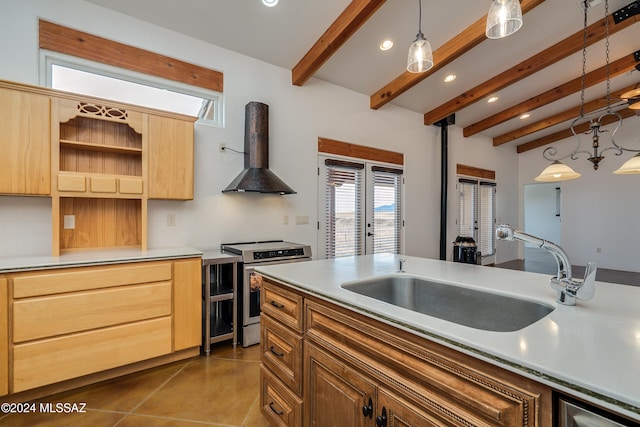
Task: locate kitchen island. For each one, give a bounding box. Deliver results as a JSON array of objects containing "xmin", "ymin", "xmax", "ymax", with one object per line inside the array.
[{"xmin": 255, "ymin": 254, "xmax": 640, "ymax": 425}]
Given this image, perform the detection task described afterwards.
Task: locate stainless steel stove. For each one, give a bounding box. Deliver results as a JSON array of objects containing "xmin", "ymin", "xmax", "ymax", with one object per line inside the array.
[{"xmin": 221, "ymin": 240, "xmax": 311, "ymax": 347}]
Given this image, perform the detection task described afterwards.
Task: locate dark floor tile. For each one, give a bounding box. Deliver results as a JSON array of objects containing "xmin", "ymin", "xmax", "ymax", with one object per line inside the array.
[
  {"xmin": 209, "ymin": 342, "xmax": 261, "ymax": 362},
  {"xmin": 133, "ymin": 356, "xmax": 261, "ymax": 425},
  {"xmin": 48, "ymin": 360, "xmax": 190, "ymax": 413}
]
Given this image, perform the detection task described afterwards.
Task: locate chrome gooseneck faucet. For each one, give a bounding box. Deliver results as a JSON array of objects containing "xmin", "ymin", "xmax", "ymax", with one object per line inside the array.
[{"xmin": 495, "ymin": 225, "xmax": 596, "ymax": 306}]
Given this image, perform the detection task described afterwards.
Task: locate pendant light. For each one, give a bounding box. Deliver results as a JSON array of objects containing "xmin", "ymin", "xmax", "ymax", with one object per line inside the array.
[
  {"xmin": 407, "ymin": 0, "xmax": 433, "ymax": 73},
  {"xmin": 535, "ymin": 161, "xmax": 581, "ymax": 182},
  {"xmin": 535, "ymin": 0, "xmax": 640, "ymax": 182},
  {"xmin": 486, "ymin": 0, "xmax": 523, "ymax": 39}
]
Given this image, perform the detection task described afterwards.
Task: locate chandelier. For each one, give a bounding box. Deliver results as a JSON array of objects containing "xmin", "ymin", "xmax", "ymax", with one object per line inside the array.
[{"xmin": 535, "ymin": 0, "xmax": 640, "ymax": 182}]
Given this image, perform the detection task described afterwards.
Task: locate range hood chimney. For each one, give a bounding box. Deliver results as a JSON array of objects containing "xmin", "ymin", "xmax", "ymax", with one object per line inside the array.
[{"xmin": 222, "ymin": 102, "xmax": 296, "ymax": 195}]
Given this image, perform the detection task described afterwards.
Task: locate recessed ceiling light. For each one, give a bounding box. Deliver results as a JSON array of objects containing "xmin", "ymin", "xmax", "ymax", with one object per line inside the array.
[
  {"xmin": 444, "ymin": 74, "xmax": 456, "ymax": 83},
  {"xmin": 262, "ymin": 0, "xmax": 278, "ymax": 7},
  {"xmin": 520, "ymin": 113, "xmax": 531, "ymax": 119},
  {"xmin": 487, "ymin": 96, "xmax": 499, "ymax": 103},
  {"xmin": 379, "ymin": 40, "xmax": 394, "ymax": 51}
]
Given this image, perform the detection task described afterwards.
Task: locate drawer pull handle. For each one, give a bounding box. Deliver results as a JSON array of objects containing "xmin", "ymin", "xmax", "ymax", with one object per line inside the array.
[
  {"xmin": 270, "ymin": 300, "xmax": 285, "ymax": 309},
  {"xmin": 269, "ymin": 346, "xmax": 284, "ymax": 357},
  {"xmin": 269, "ymin": 401, "xmax": 284, "ymax": 416}
]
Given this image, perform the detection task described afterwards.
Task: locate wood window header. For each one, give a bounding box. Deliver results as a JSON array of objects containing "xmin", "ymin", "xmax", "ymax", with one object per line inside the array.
[
  {"xmin": 456, "ymin": 164, "xmax": 496, "ymax": 180},
  {"xmin": 318, "ymin": 137, "xmax": 403, "ymax": 166},
  {"xmin": 39, "ymin": 20, "xmax": 223, "ymax": 93}
]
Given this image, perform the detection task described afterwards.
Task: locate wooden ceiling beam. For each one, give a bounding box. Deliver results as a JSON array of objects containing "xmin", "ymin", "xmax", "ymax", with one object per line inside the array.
[
  {"xmin": 464, "ymin": 51, "xmax": 639, "ymax": 138},
  {"xmin": 369, "ymin": 0, "xmax": 546, "ymax": 110},
  {"xmin": 493, "ymin": 82, "xmax": 640, "ymax": 146},
  {"xmin": 516, "ymin": 108, "xmax": 637, "ymax": 153},
  {"xmin": 291, "ymin": 0, "xmax": 387, "ymax": 86},
  {"xmin": 423, "ymin": 11, "xmax": 638, "ymax": 126}
]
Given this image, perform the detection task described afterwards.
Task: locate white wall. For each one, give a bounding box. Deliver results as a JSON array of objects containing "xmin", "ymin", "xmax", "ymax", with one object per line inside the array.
[
  {"xmin": 0, "ymin": 0, "xmax": 447, "ymax": 259},
  {"xmin": 524, "ymin": 183, "xmax": 561, "ymax": 245},
  {"xmin": 519, "ymin": 116, "xmax": 640, "ymax": 272}
]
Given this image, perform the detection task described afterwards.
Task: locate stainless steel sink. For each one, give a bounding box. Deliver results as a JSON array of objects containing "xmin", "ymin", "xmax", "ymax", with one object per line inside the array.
[{"xmin": 341, "ymin": 276, "xmax": 554, "ymax": 332}]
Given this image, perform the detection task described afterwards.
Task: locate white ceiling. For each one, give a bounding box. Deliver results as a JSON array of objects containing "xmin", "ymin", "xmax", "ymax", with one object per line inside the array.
[{"xmin": 85, "ymin": 0, "xmax": 639, "ymax": 147}]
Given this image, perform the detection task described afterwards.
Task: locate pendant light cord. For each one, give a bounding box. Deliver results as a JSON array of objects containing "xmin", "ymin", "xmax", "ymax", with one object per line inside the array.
[
  {"xmin": 604, "ymin": 0, "xmax": 611, "ymax": 112},
  {"xmin": 417, "ymin": 0, "xmax": 423, "ymax": 37},
  {"xmin": 580, "ymin": 0, "xmax": 588, "ymax": 118}
]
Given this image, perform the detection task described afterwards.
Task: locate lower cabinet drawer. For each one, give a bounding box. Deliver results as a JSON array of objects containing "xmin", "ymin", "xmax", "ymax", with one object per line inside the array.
[
  {"xmin": 261, "ymin": 315, "xmax": 303, "ymax": 396},
  {"xmin": 260, "ymin": 365, "xmax": 302, "ymax": 427},
  {"xmin": 12, "ymin": 317, "xmax": 172, "ymax": 392},
  {"xmin": 13, "ymin": 282, "xmax": 172, "ymax": 343},
  {"xmin": 13, "ymin": 261, "xmax": 172, "ymax": 298}
]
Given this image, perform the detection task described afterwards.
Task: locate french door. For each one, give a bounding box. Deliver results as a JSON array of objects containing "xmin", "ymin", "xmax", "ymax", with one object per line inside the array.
[{"xmin": 318, "ymin": 156, "xmax": 404, "ymax": 259}]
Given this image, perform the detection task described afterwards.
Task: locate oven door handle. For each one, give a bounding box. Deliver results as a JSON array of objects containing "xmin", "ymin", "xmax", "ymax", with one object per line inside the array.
[{"xmin": 270, "ymin": 300, "xmax": 285, "ymax": 309}]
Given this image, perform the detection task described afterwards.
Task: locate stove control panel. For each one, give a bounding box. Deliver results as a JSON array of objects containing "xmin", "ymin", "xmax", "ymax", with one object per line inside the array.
[{"xmin": 253, "ymin": 248, "xmax": 306, "ymax": 260}]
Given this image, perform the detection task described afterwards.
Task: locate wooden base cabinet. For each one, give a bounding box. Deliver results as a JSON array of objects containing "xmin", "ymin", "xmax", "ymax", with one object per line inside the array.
[
  {"xmin": 8, "ymin": 257, "xmax": 201, "ymax": 395},
  {"xmin": 260, "ymin": 278, "xmax": 553, "ymax": 427}
]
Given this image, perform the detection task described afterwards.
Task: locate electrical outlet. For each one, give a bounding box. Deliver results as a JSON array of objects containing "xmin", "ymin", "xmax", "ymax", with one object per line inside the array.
[
  {"xmin": 63, "ymin": 215, "xmax": 75, "ymax": 230},
  {"xmin": 167, "ymin": 213, "xmax": 176, "ymax": 226},
  {"xmin": 219, "ymin": 142, "xmax": 226, "ymax": 152},
  {"xmin": 296, "ymin": 215, "xmax": 309, "ymax": 225},
  {"xmin": 596, "ymin": 247, "xmax": 602, "ymax": 253},
  {"xmin": 283, "ymin": 215, "xmax": 289, "ymax": 225}
]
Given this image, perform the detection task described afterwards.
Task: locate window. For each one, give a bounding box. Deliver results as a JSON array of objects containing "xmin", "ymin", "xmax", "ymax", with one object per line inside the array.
[
  {"xmin": 458, "ymin": 178, "xmax": 496, "ymax": 257},
  {"xmin": 40, "ymin": 52, "xmax": 223, "ymax": 126},
  {"xmin": 319, "ymin": 156, "xmax": 404, "ymax": 259}
]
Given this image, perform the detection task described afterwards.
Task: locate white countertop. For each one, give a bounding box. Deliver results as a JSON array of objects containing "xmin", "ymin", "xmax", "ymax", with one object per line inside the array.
[
  {"xmin": 0, "ymin": 247, "xmax": 203, "ymax": 272},
  {"xmin": 255, "ymin": 254, "xmax": 640, "ymax": 421}
]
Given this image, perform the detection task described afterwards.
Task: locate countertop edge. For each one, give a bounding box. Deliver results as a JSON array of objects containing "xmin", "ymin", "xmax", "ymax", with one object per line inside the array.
[{"xmin": 0, "ymin": 247, "xmax": 204, "ymax": 273}]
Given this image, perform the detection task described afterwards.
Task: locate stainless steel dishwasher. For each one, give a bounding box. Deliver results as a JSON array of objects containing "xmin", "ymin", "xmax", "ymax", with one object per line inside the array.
[{"xmin": 558, "ymin": 398, "xmax": 638, "ymax": 427}]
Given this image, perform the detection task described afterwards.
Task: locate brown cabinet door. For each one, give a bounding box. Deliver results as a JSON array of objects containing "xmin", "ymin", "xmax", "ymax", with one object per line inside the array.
[
  {"xmin": 147, "ymin": 115, "xmax": 194, "ymax": 200},
  {"xmin": 377, "ymin": 387, "xmax": 453, "ymax": 427},
  {"xmin": 304, "ymin": 342, "xmax": 376, "ymax": 427},
  {"xmin": 0, "ymin": 88, "xmax": 50, "ymax": 195}
]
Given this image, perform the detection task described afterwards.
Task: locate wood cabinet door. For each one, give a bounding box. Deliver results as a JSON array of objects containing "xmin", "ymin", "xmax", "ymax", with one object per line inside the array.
[
  {"xmin": 0, "ymin": 277, "xmax": 7, "ymax": 396},
  {"xmin": 304, "ymin": 342, "xmax": 376, "ymax": 427},
  {"xmin": 173, "ymin": 258, "xmax": 202, "ymax": 351},
  {"xmin": 377, "ymin": 387, "xmax": 452, "ymax": 427},
  {"xmin": 0, "ymin": 88, "xmax": 50, "ymax": 195},
  {"xmin": 147, "ymin": 115, "xmax": 194, "ymax": 200}
]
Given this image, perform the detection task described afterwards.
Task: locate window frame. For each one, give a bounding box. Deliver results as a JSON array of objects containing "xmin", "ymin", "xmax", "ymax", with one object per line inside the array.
[
  {"xmin": 457, "ymin": 177, "xmax": 496, "ymax": 258},
  {"xmin": 318, "ymin": 154, "xmax": 404, "ymax": 260},
  {"xmin": 39, "ymin": 50, "xmax": 224, "ymax": 127}
]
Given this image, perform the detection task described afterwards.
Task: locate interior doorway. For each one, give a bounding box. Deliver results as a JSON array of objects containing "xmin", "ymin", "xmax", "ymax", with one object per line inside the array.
[{"xmin": 522, "ymin": 183, "xmax": 561, "ymax": 274}]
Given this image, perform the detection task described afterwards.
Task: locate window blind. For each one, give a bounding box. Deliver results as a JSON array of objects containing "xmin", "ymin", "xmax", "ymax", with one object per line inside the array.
[
  {"xmin": 371, "ymin": 167, "xmax": 403, "ymax": 254},
  {"xmin": 324, "ymin": 160, "xmax": 365, "ymax": 258},
  {"xmin": 479, "ymin": 182, "xmax": 496, "ymax": 256},
  {"xmin": 458, "ymin": 179, "xmax": 477, "ymax": 238}
]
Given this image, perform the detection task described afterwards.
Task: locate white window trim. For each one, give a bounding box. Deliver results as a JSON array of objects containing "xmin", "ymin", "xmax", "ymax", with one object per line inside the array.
[{"xmin": 39, "ymin": 50, "xmax": 224, "ymax": 127}]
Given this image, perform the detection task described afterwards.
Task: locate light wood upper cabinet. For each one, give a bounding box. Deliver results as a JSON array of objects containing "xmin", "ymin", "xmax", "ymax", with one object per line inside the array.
[
  {"xmin": 147, "ymin": 115, "xmax": 194, "ymax": 200},
  {"xmin": 0, "ymin": 276, "xmax": 7, "ymax": 397},
  {"xmin": 0, "ymin": 88, "xmax": 50, "ymax": 195}
]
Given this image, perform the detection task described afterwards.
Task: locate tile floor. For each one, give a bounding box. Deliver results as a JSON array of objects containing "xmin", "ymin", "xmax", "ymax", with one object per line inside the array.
[{"xmin": 0, "ymin": 343, "xmax": 270, "ymax": 427}]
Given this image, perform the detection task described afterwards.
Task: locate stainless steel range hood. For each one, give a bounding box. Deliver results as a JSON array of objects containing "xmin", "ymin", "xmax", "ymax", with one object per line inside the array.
[{"xmin": 223, "ymin": 101, "xmax": 296, "ymax": 195}]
